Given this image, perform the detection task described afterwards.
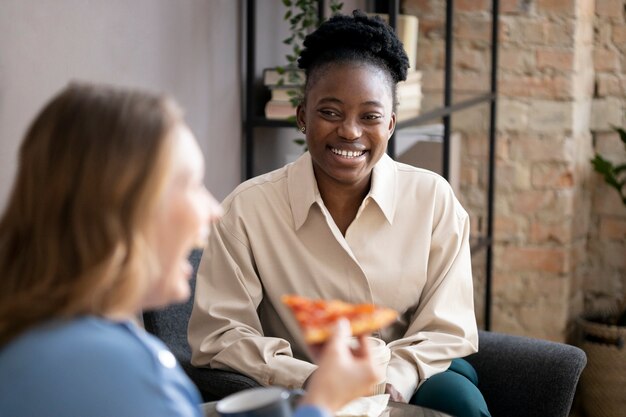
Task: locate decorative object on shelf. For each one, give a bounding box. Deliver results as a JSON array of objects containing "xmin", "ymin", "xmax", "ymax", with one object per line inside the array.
[
  {"xmin": 395, "ymin": 69, "xmax": 423, "ymax": 122},
  {"xmin": 578, "ymin": 121, "xmax": 626, "ymax": 417},
  {"xmin": 263, "ymin": 0, "xmax": 343, "ymax": 121}
]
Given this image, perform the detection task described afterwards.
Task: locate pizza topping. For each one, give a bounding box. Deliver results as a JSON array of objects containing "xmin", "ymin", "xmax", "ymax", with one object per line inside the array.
[{"xmin": 281, "ymin": 294, "xmax": 398, "ymax": 344}]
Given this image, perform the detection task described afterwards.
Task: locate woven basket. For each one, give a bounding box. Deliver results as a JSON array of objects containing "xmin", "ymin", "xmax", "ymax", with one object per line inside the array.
[{"xmin": 578, "ymin": 316, "xmax": 626, "ymax": 417}]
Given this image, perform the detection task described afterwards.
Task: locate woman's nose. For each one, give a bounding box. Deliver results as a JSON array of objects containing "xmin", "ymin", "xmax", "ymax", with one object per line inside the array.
[{"xmin": 337, "ymin": 118, "xmax": 362, "ymax": 141}]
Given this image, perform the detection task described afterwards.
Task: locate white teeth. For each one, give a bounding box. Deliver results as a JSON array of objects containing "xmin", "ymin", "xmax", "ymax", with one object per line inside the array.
[{"xmin": 331, "ymin": 148, "xmax": 364, "ymax": 158}]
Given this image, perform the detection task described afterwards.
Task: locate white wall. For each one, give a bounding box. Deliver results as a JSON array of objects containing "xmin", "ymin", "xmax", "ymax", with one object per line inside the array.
[{"xmin": 0, "ymin": 0, "xmax": 241, "ymax": 210}]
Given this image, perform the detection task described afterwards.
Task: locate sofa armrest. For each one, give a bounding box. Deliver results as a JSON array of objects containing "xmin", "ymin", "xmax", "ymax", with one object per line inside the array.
[{"xmin": 464, "ymin": 331, "xmax": 586, "ymax": 417}]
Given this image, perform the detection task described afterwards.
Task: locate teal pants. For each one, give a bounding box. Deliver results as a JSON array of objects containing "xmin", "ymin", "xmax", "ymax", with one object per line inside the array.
[{"xmin": 409, "ymin": 358, "xmax": 491, "ymax": 417}]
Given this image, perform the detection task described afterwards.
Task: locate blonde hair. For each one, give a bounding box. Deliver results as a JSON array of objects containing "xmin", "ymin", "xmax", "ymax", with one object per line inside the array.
[{"xmin": 0, "ymin": 82, "xmax": 183, "ymax": 346}]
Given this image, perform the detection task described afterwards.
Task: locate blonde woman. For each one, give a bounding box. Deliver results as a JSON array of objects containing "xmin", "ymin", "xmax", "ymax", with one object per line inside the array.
[{"xmin": 0, "ymin": 83, "xmax": 379, "ymax": 417}]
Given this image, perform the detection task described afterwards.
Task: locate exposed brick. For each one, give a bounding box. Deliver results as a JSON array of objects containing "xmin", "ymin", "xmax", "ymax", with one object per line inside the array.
[
  {"xmin": 511, "ymin": 190, "xmax": 554, "ymax": 213},
  {"xmin": 595, "ymin": 23, "xmax": 613, "ymax": 45},
  {"xmin": 536, "ymin": 0, "xmax": 576, "ymax": 15},
  {"xmin": 461, "ymin": 164, "xmax": 480, "ymax": 186},
  {"xmin": 593, "ymin": 48, "xmax": 621, "ymax": 72},
  {"xmin": 529, "ymin": 101, "xmax": 574, "ymax": 134},
  {"xmin": 465, "ymin": 134, "xmax": 489, "ymax": 157},
  {"xmin": 403, "ymin": 0, "xmax": 433, "ymax": 15},
  {"xmin": 538, "ymin": 189, "xmax": 576, "ymax": 220},
  {"xmin": 601, "ymin": 241, "xmax": 626, "ymax": 268},
  {"xmin": 531, "ymin": 163, "xmax": 575, "ymax": 189},
  {"xmin": 599, "ymin": 217, "xmax": 626, "ymax": 240},
  {"xmin": 500, "ymin": 0, "xmax": 525, "ymax": 14},
  {"xmin": 594, "ymin": 130, "xmax": 626, "ymax": 159},
  {"xmin": 420, "ymin": 70, "xmax": 444, "ymax": 93},
  {"xmin": 498, "ymin": 99, "xmax": 530, "ymax": 131},
  {"xmin": 416, "ymin": 40, "xmax": 444, "ymax": 68},
  {"xmin": 536, "ymin": 48, "xmax": 574, "ymax": 71},
  {"xmin": 496, "ymin": 160, "xmax": 532, "ymax": 191},
  {"xmin": 495, "ymin": 215, "xmax": 528, "ymax": 241},
  {"xmin": 590, "ymin": 97, "xmax": 623, "ymax": 131},
  {"xmin": 504, "ymin": 18, "xmax": 549, "ymax": 45},
  {"xmin": 613, "ymin": 26, "xmax": 626, "ymax": 45},
  {"xmin": 545, "ymin": 21, "xmax": 575, "ymax": 45},
  {"xmin": 457, "ymin": 0, "xmax": 491, "ymax": 12},
  {"xmin": 499, "ymin": 48, "xmax": 536, "ymax": 71},
  {"xmin": 509, "ymin": 135, "xmax": 575, "ymax": 163},
  {"xmin": 595, "ymin": 73, "xmax": 623, "ymax": 97},
  {"xmin": 455, "ymin": 17, "xmax": 493, "ymax": 42},
  {"xmin": 529, "ymin": 220, "xmax": 572, "ymax": 244},
  {"xmin": 596, "ymin": 0, "xmax": 625, "ymax": 18},
  {"xmin": 454, "ymin": 71, "xmax": 490, "ymax": 92},
  {"xmin": 592, "ymin": 179, "xmax": 626, "ymax": 214},
  {"xmin": 419, "ymin": 18, "xmax": 446, "ymax": 39},
  {"xmin": 499, "ymin": 245, "xmax": 569, "ymax": 273},
  {"xmin": 499, "ymin": 74, "xmax": 573, "ymax": 99},
  {"xmin": 454, "ymin": 49, "xmax": 485, "ymax": 71}
]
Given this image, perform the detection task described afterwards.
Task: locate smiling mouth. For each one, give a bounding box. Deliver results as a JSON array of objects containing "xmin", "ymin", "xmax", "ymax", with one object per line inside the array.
[{"xmin": 330, "ymin": 147, "xmax": 365, "ymax": 158}]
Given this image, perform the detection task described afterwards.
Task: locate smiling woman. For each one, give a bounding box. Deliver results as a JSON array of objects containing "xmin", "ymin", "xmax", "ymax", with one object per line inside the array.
[
  {"xmin": 0, "ymin": 83, "xmax": 222, "ymax": 417},
  {"xmin": 189, "ymin": 10, "xmax": 491, "ymax": 417}
]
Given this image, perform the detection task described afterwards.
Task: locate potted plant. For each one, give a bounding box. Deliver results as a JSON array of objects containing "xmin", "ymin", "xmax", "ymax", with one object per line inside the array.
[
  {"xmin": 274, "ymin": 0, "xmax": 343, "ymax": 149},
  {"xmin": 577, "ymin": 123, "xmax": 626, "ymax": 417}
]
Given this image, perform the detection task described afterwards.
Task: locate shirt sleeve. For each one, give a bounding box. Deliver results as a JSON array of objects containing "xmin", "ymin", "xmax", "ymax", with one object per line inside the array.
[
  {"xmin": 188, "ymin": 218, "xmax": 317, "ymax": 389},
  {"xmin": 385, "ymin": 184, "xmax": 479, "ymax": 402}
]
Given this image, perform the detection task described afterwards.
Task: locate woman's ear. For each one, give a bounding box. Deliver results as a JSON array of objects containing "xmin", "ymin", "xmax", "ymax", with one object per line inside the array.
[
  {"xmin": 296, "ymin": 104, "xmax": 306, "ymax": 131},
  {"xmin": 388, "ymin": 111, "xmax": 397, "ymax": 139}
]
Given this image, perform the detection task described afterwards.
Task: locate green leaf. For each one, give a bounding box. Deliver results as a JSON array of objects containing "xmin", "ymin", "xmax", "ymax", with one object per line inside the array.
[
  {"xmin": 282, "ymin": 0, "xmax": 291, "ymax": 6},
  {"xmin": 611, "ymin": 125, "xmax": 626, "ymax": 147},
  {"xmin": 294, "ymin": 138, "xmax": 306, "ymax": 146},
  {"xmin": 284, "ymin": 9, "xmax": 292, "ymax": 20},
  {"xmin": 614, "ymin": 163, "xmax": 626, "ymax": 174}
]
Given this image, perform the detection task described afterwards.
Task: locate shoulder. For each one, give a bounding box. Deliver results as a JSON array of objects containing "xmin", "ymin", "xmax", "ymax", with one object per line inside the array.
[
  {"xmin": 221, "ymin": 164, "xmax": 290, "ymax": 214},
  {"xmin": 0, "ymin": 318, "xmax": 200, "ymax": 417},
  {"xmin": 391, "ymin": 160, "xmax": 468, "ymax": 220}
]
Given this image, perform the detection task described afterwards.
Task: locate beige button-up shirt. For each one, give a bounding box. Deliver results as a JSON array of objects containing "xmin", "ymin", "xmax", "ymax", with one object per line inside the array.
[{"xmin": 188, "ymin": 152, "xmax": 478, "ymax": 401}]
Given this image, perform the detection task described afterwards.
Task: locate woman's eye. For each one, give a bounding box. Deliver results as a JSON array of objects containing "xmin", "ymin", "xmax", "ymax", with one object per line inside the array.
[
  {"xmin": 319, "ymin": 109, "xmax": 339, "ymax": 118},
  {"xmin": 364, "ymin": 114, "xmax": 382, "ymax": 120}
]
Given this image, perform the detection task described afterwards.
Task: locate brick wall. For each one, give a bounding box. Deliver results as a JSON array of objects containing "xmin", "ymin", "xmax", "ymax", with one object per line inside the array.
[
  {"xmin": 402, "ymin": 0, "xmax": 626, "ymax": 341},
  {"xmin": 586, "ymin": 0, "xmax": 626, "ymax": 316}
]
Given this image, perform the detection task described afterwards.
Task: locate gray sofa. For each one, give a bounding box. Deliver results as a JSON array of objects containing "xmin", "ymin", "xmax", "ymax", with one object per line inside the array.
[{"xmin": 143, "ymin": 250, "xmax": 586, "ymax": 417}]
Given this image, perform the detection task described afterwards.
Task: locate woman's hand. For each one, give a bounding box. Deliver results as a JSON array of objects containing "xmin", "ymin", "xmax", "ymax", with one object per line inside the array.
[
  {"xmin": 384, "ymin": 384, "xmax": 407, "ymax": 403},
  {"xmin": 300, "ymin": 319, "xmax": 382, "ymax": 412}
]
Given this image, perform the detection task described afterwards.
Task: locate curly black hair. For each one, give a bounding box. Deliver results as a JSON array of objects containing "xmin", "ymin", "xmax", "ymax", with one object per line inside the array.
[{"xmin": 298, "ymin": 10, "xmax": 410, "ymax": 95}]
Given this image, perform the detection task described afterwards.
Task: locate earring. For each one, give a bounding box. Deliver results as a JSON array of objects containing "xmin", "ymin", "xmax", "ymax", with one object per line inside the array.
[{"xmin": 300, "ymin": 126, "xmax": 306, "ymax": 133}]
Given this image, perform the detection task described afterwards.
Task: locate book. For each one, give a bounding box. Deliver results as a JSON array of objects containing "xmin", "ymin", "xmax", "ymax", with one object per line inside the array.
[
  {"xmin": 263, "ymin": 67, "xmax": 306, "ymax": 87},
  {"xmin": 397, "ymin": 70, "xmax": 422, "ymax": 101},
  {"xmin": 396, "ymin": 70, "xmax": 422, "ymax": 118},
  {"xmin": 368, "ymin": 13, "xmax": 419, "ymax": 71},
  {"xmin": 269, "ymin": 86, "xmax": 304, "ymax": 102},
  {"xmin": 265, "ymin": 99, "xmax": 297, "ymax": 120}
]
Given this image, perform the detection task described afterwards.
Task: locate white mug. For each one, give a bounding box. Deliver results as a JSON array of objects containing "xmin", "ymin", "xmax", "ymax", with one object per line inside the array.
[{"xmin": 216, "ymin": 387, "xmax": 303, "ymax": 417}]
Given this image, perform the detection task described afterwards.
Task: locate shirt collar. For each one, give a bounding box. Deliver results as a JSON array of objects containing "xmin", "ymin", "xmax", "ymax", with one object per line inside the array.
[
  {"xmin": 288, "ymin": 152, "xmax": 397, "ymax": 230},
  {"xmin": 368, "ymin": 153, "xmax": 397, "ymax": 225},
  {"xmin": 288, "ymin": 152, "xmax": 320, "ymax": 230}
]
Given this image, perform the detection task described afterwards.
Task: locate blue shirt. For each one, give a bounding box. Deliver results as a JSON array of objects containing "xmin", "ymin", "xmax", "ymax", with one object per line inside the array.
[
  {"xmin": 0, "ymin": 317, "xmax": 202, "ymax": 417},
  {"xmin": 0, "ymin": 316, "xmax": 331, "ymax": 417}
]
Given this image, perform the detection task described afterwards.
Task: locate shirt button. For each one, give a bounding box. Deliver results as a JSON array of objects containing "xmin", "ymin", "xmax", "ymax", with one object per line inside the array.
[{"xmin": 158, "ymin": 350, "xmax": 177, "ymax": 369}]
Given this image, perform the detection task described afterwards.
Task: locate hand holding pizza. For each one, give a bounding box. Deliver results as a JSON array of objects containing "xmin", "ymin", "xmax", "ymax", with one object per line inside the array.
[{"xmin": 300, "ymin": 319, "xmax": 382, "ymax": 412}]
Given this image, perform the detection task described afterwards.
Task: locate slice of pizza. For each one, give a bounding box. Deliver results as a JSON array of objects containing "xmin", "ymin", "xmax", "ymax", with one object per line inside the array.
[{"xmin": 281, "ymin": 294, "xmax": 398, "ymax": 344}]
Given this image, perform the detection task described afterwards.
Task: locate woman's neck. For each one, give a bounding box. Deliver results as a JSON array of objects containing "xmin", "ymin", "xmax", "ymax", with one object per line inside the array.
[{"xmin": 316, "ymin": 174, "xmax": 371, "ymax": 236}]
